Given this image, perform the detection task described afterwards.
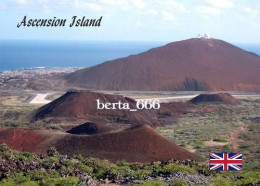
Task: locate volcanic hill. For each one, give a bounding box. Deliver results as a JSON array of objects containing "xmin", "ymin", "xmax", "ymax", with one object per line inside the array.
[
  {"xmin": 34, "ymin": 91, "xmax": 162, "ymax": 127},
  {"xmin": 65, "ymin": 38, "xmax": 260, "ymax": 91},
  {"xmin": 66, "ymin": 122, "xmax": 117, "ymax": 135},
  {"xmin": 34, "ymin": 91, "xmax": 208, "ymax": 127},
  {"xmin": 0, "ymin": 125, "xmax": 202, "ymax": 162},
  {"xmin": 188, "ymin": 93, "xmax": 240, "ymax": 105}
]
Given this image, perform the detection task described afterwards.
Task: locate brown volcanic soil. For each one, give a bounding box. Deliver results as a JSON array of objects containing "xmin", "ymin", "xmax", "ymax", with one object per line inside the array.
[
  {"xmin": 188, "ymin": 93, "xmax": 240, "ymax": 105},
  {"xmin": 67, "ymin": 122, "xmax": 116, "ymax": 135},
  {"xmin": 0, "ymin": 129, "xmax": 57, "ymax": 154},
  {"xmin": 34, "ymin": 91, "xmax": 209, "ymax": 127},
  {"xmin": 65, "ymin": 38, "xmax": 260, "ymax": 91},
  {"xmin": 34, "ymin": 91, "xmax": 162, "ymax": 127},
  {"xmin": 0, "ymin": 125, "xmax": 201, "ymax": 162}
]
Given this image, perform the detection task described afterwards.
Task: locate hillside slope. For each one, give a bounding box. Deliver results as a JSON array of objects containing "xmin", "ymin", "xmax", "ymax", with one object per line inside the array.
[
  {"xmin": 34, "ymin": 91, "xmax": 162, "ymax": 127},
  {"xmin": 65, "ymin": 38, "xmax": 260, "ymax": 91},
  {"xmin": 0, "ymin": 125, "xmax": 202, "ymax": 162}
]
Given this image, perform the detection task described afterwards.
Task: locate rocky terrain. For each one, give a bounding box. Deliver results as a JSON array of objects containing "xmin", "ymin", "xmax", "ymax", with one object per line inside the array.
[
  {"xmin": 0, "ymin": 67, "xmax": 78, "ymax": 91},
  {"xmin": 0, "ymin": 91, "xmax": 260, "ymax": 185},
  {"xmin": 0, "ymin": 144, "xmax": 259, "ymax": 185}
]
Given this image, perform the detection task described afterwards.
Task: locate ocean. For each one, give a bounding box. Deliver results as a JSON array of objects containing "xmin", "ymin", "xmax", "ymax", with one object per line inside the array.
[
  {"xmin": 0, "ymin": 40, "xmax": 166, "ymax": 72},
  {"xmin": 0, "ymin": 40, "xmax": 259, "ymax": 72}
]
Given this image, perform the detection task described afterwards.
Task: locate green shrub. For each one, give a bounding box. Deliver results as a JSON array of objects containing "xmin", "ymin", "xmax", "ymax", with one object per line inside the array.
[
  {"xmin": 21, "ymin": 151, "xmax": 34, "ymax": 161},
  {"xmin": 0, "ymin": 143, "xmax": 10, "ymax": 152},
  {"xmin": 61, "ymin": 159, "xmax": 75, "ymax": 167},
  {"xmin": 77, "ymin": 163, "xmax": 93, "ymax": 173},
  {"xmin": 128, "ymin": 169, "xmax": 152, "ymax": 180},
  {"xmin": 11, "ymin": 173, "xmax": 30, "ymax": 184},
  {"xmin": 151, "ymin": 164, "xmax": 163, "ymax": 174},
  {"xmin": 42, "ymin": 177, "xmax": 79, "ymax": 186},
  {"xmin": 120, "ymin": 159, "xmax": 127, "ymax": 164},
  {"xmin": 0, "ymin": 173, "xmax": 35, "ymax": 186},
  {"xmin": 210, "ymin": 176, "xmax": 233, "ymax": 186},
  {"xmin": 20, "ymin": 181, "xmax": 39, "ymax": 186},
  {"xmin": 116, "ymin": 159, "xmax": 129, "ymax": 167},
  {"xmin": 213, "ymin": 138, "xmax": 228, "ymax": 142},
  {"xmin": 86, "ymin": 158, "xmax": 112, "ymax": 168},
  {"xmin": 161, "ymin": 163, "xmax": 196, "ymax": 174},
  {"xmin": 169, "ymin": 179, "xmax": 187, "ymax": 186},
  {"xmin": 83, "ymin": 157, "xmax": 98, "ymax": 166},
  {"xmin": 93, "ymin": 166, "xmax": 107, "ymax": 179},
  {"xmin": 60, "ymin": 165, "xmax": 74, "ymax": 175},
  {"xmin": 46, "ymin": 156, "xmax": 59, "ymax": 164},
  {"xmin": 28, "ymin": 170, "xmax": 59, "ymax": 181},
  {"xmin": 0, "ymin": 178, "xmax": 16, "ymax": 186},
  {"xmin": 236, "ymin": 171, "xmax": 260, "ymax": 185},
  {"xmin": 107, "ymin": 165, "xmax": 130, "ymax": 180},
  {"xmin": 129, "ymin": 162, "xmax": 143, "ymax": 170},
  {"xmin": 46, "ymin": 147, "xmax": 59, "ymax": 157},
  {"xmin": 91, "ymin": 159, "xmax": 117, "ymax": 179},
  {"xmin": 73, "ymin": 154, "xmax": 84, "ymax": 161},
  {"xmin": 194, "ymin": 163, "xmax": 212, "ymax": 176}
]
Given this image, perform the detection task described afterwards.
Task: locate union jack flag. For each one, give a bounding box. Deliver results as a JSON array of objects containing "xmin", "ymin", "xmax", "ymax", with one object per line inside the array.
[{"xmin": 209, "ymin": 153, "xmax": 242, "ymax": 171}]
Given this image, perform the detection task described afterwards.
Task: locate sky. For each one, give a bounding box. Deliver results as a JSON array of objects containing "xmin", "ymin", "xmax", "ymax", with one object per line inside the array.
[{"xmin": 0, "ymin": 0, "xmax": 260, "ymax": 43}]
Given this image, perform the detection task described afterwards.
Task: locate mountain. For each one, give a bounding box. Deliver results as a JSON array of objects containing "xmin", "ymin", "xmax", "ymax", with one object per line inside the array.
[
  {"xmin": 188, "ymin": 93, "xmax": 240, "ymax": 105},
  {"xmin": 0, "ymin": 125, "xmax": 202, "ymax": 162},
  {"xmin": 65, "ymin": 38, "xmax": 260, "ymax": 91}
]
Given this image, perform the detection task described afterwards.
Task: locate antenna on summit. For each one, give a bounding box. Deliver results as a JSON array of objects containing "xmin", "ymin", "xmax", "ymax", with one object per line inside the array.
[{"xmin": 197, "ymin": 33, "xmax": 211, "ymax": 39}]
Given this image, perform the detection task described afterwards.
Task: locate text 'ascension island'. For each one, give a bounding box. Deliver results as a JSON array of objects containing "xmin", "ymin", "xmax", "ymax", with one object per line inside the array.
[{"xmin": 17, "ymin": 16, "xmax": 103, "ymax": 28}]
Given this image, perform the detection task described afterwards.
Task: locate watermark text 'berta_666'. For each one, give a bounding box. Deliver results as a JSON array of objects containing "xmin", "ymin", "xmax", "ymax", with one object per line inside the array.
[{"xmin": 97, "ymin": 99, "xmax": 160, "ymax": 111}]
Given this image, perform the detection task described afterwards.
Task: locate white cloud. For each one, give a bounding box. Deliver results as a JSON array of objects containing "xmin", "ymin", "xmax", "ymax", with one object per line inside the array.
[
  {"xmin": 161, "ymin": 10, "xmax": 175, "ymax": 20},
  {"xmin": 244, "ymin": 7, "xmax": 258, "ymax": 16},
  {"xmin": 99, "ymin": 0, "xmax": 131, "ymax": 11},
  {"xmin": 204, "ymin": 0, "xmax": 233, "ymax": 8},
  {"xmin": 100, "ymin": 0, "xmax": 130, "ymax": 8},
  {"xmin": 100, "ymin": 0, "xmax": 127, "ymax": 6},
  {"xmin": 136, "ymin": 21, "xmax": 143, "ymax": 28},
  {"xmin": 158, "ymin": 0, "xmax": 186, "ymax": 12},
  {"xmin": 131, "ymin": 0, "xmax": 146, "ymax": 9},
  {"xmin": 0, "ymin": 3, "xmax": 6, "ymax": 9},
  {"xmin": 74, "ymin": 0, "xmax": 102, "ymax": 11},
  {"xmin": 144, "ymin": 9, "xmax": 158, "ymax": 15},
  {"xmin": 195, "ymin": 5, "xmax": 222, "ymax": 16},
  {"xmin": 11, "ymin": 0, "xmax": 27, "ymax": 5}
]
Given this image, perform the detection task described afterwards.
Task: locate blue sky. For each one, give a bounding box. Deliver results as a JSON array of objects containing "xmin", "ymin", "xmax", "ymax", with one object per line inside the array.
[{"xmin": 0, "ymin": 0, "xmax": 259, "ymax": 43}]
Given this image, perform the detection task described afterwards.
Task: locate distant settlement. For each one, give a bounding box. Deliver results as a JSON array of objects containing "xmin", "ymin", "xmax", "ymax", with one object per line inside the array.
[{"xmin": 17, "ymin": 16, "xmax": 103, "ymax": 28}]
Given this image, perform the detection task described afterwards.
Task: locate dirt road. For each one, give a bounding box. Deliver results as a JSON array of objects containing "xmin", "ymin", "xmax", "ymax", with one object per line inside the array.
[{"xmin": 230, "ymin": 123, "xmax": 247, "ymax": 152}]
